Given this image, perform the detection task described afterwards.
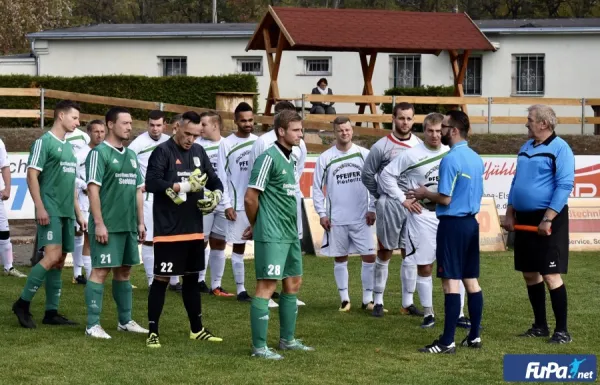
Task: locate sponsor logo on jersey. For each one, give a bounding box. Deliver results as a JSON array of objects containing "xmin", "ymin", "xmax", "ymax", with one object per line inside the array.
[
  {"xmin": 130, "ymin": 159, "xmax": 137, "ymax": 168},
  {"xmin": 193, "ymin": 157, "xmax": 200, "ymax": 167}
]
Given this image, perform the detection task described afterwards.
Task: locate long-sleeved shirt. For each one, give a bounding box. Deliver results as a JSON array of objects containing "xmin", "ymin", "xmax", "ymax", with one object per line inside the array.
[
  {"xmin": 508, "ymin": 132, "xmax": 574, "ymax": 213},
  {"xmin": 216, "ymin": 133, "xmax": 257, "ymax": 211}
]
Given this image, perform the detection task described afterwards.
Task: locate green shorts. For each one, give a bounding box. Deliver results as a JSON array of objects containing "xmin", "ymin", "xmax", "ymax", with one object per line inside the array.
[
  {"xmin": 254, "ymin": 240, "xmax": 302, "ymax": 280},
  {"xmin": 90, "ymin": 231, "xmax": 140, "ymax": 268},
  {"xmin": 37, "ymin": 216, "xmax": 75, "ymax": 253}
]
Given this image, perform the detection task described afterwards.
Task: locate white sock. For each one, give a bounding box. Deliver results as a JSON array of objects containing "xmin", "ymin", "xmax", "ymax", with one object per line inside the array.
[
  {"xmin": 401, "ymin": 260, "xmax": 417, "ymax": 308},
  {"xmin": 169, "ymin": 276, "xmax": 179, "ymax": 285},
  {"xmin": 333, "ymin": 261, "xmax": 349, "ymax": 303},
  {"xmin": 198, "ymin": 247, "xmax": 209, "ymax": 282},
  {"xmin": 459, "ymin": 280, "xmax": 466, "ymax": 318},
  {"xmin": 361, "ymin": 261, "xmax": 375, "ymax": 304},
  {"xmin": 82, "ymin": 255, "xmax": 92, "ymax": 278},
  {"xmin": 72, "ymin": 235, "xmax": 84, "ymax": 277},
  {"xmin": 373, "ymin": 257, "xmax": 389, "ymax": 305},
  {"xmin": 417, "ymin": 275, "xmax": 433, "ymax": 316},
  {"xmin": 0, "ymin": 238, "xmax": 13, "ymax": 271},
  {"xmin": 231, "ymin": 252, "xmax": 246, "ymax": 294},
  {"xmin": 141, "ymin": 244, "xmax": 154, "ymax": 286},
  {"xmin": 209, "ymin": 249, "xmax": 226, "ymax": 289}
]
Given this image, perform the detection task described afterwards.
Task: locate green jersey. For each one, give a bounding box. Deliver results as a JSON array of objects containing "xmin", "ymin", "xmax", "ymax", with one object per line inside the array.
[
  {"xmin": 248, "ymin": 144, "xmax": 297, "ymax": 243},
  {"xmin": 27, "ymin": 132, "xmax": 77, "ymax": 218},
  {"xmin": 86, "ymin": 142, "xmax": 144, "ymax": 232}
]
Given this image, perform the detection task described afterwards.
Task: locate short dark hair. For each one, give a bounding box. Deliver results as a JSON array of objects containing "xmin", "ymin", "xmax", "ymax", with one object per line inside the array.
[
  {"xmin": 54, "ymin": 100, "xmax": 81, "ymax": 119},
  {"xmin": 393, "ymin": 102, "xmax": 414, "ymax": 117},
  {"xmin": 274, "ymin": 101, "xmax": 296, "ymax": 113},
  {"xmin": 333, "ymin": 116, "xmax": 351, "ymax": 130},
  {"xmin": 86, "ymin": 120, "xmax": 105, "ymax": 132},
  {"xmin": 105, "ymin": 107, "xmax": 130, "ymax": 125},
  {"xmin": 234, "ymin": 102, "xmax": 253, "ymax": 120},
  {"xmin": 180, "ymin": 111, "xmax": 201, "ymax": 125},
  {"xmin": 317, "ymin": 78, "xmax": 328, "ymax": 86},
  {"xmin": 274, "ymin": 110, "xmax": 302, "ymax": 134},
  {"xmin": 170, "ymin": 114, "xmax": 182, "ymax": 124},
  {"xmin": 148, "ymin": 110, "xmax": 165, "ymax": 122},
  {"xmin": 446, "ymin": 110, "xmax": 470, "ymax": 138},
  {"xmin": 199, "ymin": 110, "xmax": 222, "ymax": 129}
]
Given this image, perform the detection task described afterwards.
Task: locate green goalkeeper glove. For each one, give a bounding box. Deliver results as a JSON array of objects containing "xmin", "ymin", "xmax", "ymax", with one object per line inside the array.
[
  {"xmin": 178, "ymin": 169, "xmax": 208, "ymax": 194},
  {"xmin": 197, "ymin": 189, "xmax": 222, "ymax": 215},
  {"xmin": 166, "ymin": 187, "xmax": 185, "ymax": 205}
]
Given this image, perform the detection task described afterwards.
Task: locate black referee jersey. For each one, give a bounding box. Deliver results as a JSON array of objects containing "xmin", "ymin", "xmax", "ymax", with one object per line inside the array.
[{"xmin": 145, "ymin": 138, "xmax": 223, "ymax": 241}]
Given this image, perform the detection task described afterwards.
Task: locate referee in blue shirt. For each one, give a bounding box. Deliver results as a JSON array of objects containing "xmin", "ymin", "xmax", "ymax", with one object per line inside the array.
[
  {"xmin": 408, "ymin": 110, "xmax": 484, "ymax": 354},
  {"xmin": 503, "ymin": 105, "xmax": 574, "ymax": 344}
]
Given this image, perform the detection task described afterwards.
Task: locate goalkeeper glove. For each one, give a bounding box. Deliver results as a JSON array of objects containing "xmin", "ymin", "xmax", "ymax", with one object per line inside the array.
[
  {"xmin": 197, "ymin": 189, "xmax": 222, "ymax": 215},
  {"xmin": 166, "ymin": 187, "xmax": 185, "ymax": 205},
  {"xmin": 178, "ymin": 169, "xmax": 208, "ymax": 194}
]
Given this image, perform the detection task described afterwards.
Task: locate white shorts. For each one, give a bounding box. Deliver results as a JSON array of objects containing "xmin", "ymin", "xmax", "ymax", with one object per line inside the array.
[
  {"xmin": 143, "ymin": 199, "xmax": 154, "ymax": 242},
  {"xmin": 203, "ymin": 210, "xmax": 227, "ymax": 240},
  {"xmin": 321, "ymin": 222, "xmax": 376, "ymax": 257},
  {"xmin": 0, "ymin": 201, "xmax": 9, "ymax": 232},
  {"xmin": 404, "ymin": 209, "xmax": 438, "ymax": 266},
  {"xmin": 75, "ymin": 210, "xmax": 89, "ymax": 233},
  {"xmin": 297, "ymin": 196, "xmax": 303, "ymax": 240},
  {"xmin": 226, "ymin": 210, "xmax": 250, "ymax": 244}
]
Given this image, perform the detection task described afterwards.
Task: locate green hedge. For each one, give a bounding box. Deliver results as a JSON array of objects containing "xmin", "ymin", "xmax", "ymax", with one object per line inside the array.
[
  {"xmin": 0, "ymin": 74, "xmax": 259, "ymax": 127},
  {"xmin": 380, "ymin": 85, "xmax": 455, "ymax": 131}
]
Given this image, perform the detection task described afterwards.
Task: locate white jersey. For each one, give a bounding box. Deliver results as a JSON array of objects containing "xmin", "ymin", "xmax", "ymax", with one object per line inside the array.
[
  {"xmin": 248, "ymin": 129, "xmax": 307, "ymax": 197},
  {"xmin": 75, "ymin": 145, "xmax": 91, "ymax": 211},
  {"xmin": 196, "ymin": 136, "xmax": 225, "ymax": 211},
  {"xmin": 313, "ymin": 144, "xmax": 375, "ymax": 225},
  {"xmin": 217, "ymin": 133, "xmax": 258, "ymax": 211},
  {"xmin": 65, "ymin": 128, "xmax": 90, "ymax": 154},
  {"xmin": 128, "ymin": 132, "xmax": 170, "ymax": 180},
  {"xmin": 379, "ymin": 142, "xmax": 449, "ymax": 204},
  {"xmin": 0, "ymin": 139, "xmax": 9, "ymax": 190}
]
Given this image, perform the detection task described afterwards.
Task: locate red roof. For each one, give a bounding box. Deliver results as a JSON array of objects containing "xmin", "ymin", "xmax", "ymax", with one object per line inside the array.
[{"xmin": 247, "ymin": 7, "xmax": 495, "ymax": 54}]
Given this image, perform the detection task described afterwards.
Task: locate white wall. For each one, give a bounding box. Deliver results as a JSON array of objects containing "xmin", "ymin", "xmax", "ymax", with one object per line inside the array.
[{"xmin": 0, "ymin": 57, "xmax": 36, "ymax": 75}]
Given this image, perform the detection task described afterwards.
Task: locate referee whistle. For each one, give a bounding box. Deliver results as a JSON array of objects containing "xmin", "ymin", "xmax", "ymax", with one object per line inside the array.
[{"xmin": 514, "ymin": 225, "xmax": 552, "ymax": 234}]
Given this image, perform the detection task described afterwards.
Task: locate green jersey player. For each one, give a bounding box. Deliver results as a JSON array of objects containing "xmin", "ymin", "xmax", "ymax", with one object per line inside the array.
[
  {"xmin": 13, "ymin": 100, "xmax": 87, "ymax": 329},
  {"xmin": 244, "ymin": 110, "xmax": 314, "ymax": 360}
]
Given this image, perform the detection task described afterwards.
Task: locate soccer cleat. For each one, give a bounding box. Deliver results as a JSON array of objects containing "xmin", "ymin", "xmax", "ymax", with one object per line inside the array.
[
  {"xmin": 237, "ymin": 291, "xmax": 252, "ymax": 302},
  {"xmin": 251, "ymin": 346, "xmax": 283, "ymax": 360},
  {"xmin": 146, "ymin": 333, "xmax": 161, "ymax": 348},
  {"xmin": 421, "ymin": 315, "xmax": 435, "ymax": 329},
  {"xmin": 457, "ymin": 316, "xmax": 471, "ymax": 329},
  {"xmin": 296, "ymin": 298, "xmax": 306, "ymax": 306},
  {"xmin": 518, "ymin": 324, "xmax": 550, "ymax": 337},
  {"xmin": 169, "ymin": 282, "xmax": 183, "ymax": 293},
  {"xmin": 118, "ymin": 320, "xmax": 149, "ymax": 334},
  {"xmin": 400, "ymin": 304, "xmax": 424, "ymax": 316},
  {"xmin": 12, "ymin": 301, "xmax": 36, "ymax": 329},
  {"xmin": 86, "ymin": 325, "xmax": 111, "ymax": 339},
  {"xmin": 198, "ymin": 281, "xmax": 211, "ymax": 293},
  {"xmin": 5, "ymin": 267, "xmax": 27, "ymax": 278},
  {"xmin": 268, "ymin": 299, "xmax": 279, "ymax": 308},
  {"xmin": 362, "ymin": 301, "xmax": 388, "ymax": 313},
  {"xmin": 279, "ymin": 338, "xmax": 315, "ymax": 352},
  {"xmin": 190, "ymin": 327, "xmax": 223, "ymax": 342},
  {"xmin": 42, "ymin": 312, "xmax": 78, "ymax": 325},
  {"xmin": 372, "ymin": 304, "xmax": 385, "ymax": 318},
  {"xmin": 339, "ymin": 301, "xmax": 351, "ymax": 312},
  {"xmin": 461, "ymin": 335, "xmax": 483, "ymax": 348},
  {"xmin": 548, "ymin": 331, "xmax": 572, "ymax": 344},
  {"xmin": 72, "ymin": 275, "xmax": 87, "ymax": 285},
  {"xmin": 211, "ymin": 287, "xmax": 235, "ymax": 297},
  {"xmin": 419, "ymin": 339, "xmax": 456, "ymax": 354}
]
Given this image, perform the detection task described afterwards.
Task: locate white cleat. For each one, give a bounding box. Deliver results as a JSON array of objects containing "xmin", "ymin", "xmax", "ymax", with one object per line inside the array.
[
  {"xmin": 4, "ymin": 267, "xmax": 27, "ymax": 278},
  {"xmin": 85, "ymin": 325, "xmax": 112, "ymax": 339},
  {"xmin": 296, "ymin": 299, "xmax": 306, "ymax": 306},
  {"xmin": 268, "ymin": 299, "xmax": 279, "ymax": 308},
  {"xmin": 117, "ymin": 320, "xmax": 149, "ymax": 333}
]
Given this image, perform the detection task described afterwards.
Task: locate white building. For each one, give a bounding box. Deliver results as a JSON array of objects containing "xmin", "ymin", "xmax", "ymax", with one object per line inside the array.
[{"xmin": 2, "ymin": 18, "xmax": 600, "ymax": 134}]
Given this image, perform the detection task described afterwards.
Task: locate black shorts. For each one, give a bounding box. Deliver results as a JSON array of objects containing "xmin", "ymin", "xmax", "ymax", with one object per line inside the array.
[
  {"xmin": 514, "ymin": 206, "xmax": 569, "ymax": 275},
  {"xmin": 436, "ymin": 215, "xmax": 480, "ymax": 279},
  {"xmin": 153, "ymin": 239, "xmax": 205, "ymax": 276}
]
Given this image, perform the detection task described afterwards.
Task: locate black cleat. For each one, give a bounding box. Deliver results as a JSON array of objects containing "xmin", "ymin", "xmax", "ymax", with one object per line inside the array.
[
  {"xmin": 461, "ymin": 335, "xmax": 482, "ymax": 348},
  {"xmin": 372, "ymin": 304, "xmax": 385, "ymax": 318},
  {"xmin": 400, "ymin": 304, "xmax": 424, "ymax": 317},
  {"xmin": 548, "ymin": 331, "xmax": 572, "ymax": 344},
  {"xmin": 421, "ymin": 315, "xmax": 435, "ymax": 328},
  {"xmin": 72, "ymin": 275, "xmax": 87, "ymax": 285},
  {"xmin": 519, "ymin": 324, "xmax": 550, "ymax": 337},
  {"xmin": 42, "ymin": 311, "xmax": 78, "ymax": 325},
  {"xmin": 198, "ymin": 281, "xmax": 211, "ymax": 293},
  {"xmin": 237, "ymin": 291, "xmax": 252, "ymax": 302},
  {"xmin": 271, "ymin": 292, "xmax": 280, "ymax": 300},
  {"xmin": 12, "ymin": 300, "xmax": 36, "ymax": 329},
  {"xmin": 456, "ymin": 316, "xmax": 471, "ymax": 329},
  {"xmin": 169, "ymin": 282, "xmax": 183, "ymax": 293},
  {"xmin": 419, "ymin": 339, "xmax": 456, "ymax": 354}
]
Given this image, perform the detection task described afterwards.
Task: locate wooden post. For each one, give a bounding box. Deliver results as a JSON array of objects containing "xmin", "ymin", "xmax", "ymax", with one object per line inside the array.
[
  {"xmin": 263, "ymin": 29, "xmax": 286, "ymax": 117},
  {"xmin": 449, "ymin": 50, "xmax": 470, "ymax": 114},
  {"xmin": 357, "ymin": 51, "xmax": 379, "ymax": 129}
]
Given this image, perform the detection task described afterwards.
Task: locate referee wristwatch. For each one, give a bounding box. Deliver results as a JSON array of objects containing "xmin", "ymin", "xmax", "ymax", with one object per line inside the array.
[{"xmin": 542, "ymin": 216, "xmax": 552, "ymax": 223}]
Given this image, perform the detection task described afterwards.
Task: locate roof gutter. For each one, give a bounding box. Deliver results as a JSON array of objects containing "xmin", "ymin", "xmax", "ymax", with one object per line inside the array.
[
  {"xmin": 31, "ymin": 39, "xmax": 39, "ymax": 76},
  {"xmin": 481, "ymin": 27, "xmax": 600, "ymax": 34},
  {"xmin": 26, "ymin": 31, "xmax": 255, "ymax": 40}
]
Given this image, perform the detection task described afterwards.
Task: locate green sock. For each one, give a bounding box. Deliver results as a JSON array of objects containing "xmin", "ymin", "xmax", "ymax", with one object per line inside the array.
[
  {"xmin": 279, "ymin": 293, "xmax": 298, "ymax": 342},
  {"xmin": 44, "ymin": 269, "xmax": 63, "ymax": 311},
  {"xmin": 250, "ymin": 297, "xmax": 270, "ymax": 349},
  {"xmin": 85, "ymin": 281, "xmax": 104, "ymax": 328},
  {"xmin": 112, "ymin": 280, "xmax": 132, "ymax": 325},
  {"xmin": 20, "ymin": 263, "xmax": 48, "ymax": 302}
]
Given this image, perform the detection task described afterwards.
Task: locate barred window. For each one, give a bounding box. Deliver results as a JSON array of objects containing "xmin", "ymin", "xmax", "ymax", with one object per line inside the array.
[
  {"xmin": 390, "ymin": 55, "xmax": 421, "ymax": 88},
  {"xmin": 513, "ymin": 54, "xmax": 545, "ymax": 95},
  {"xmin": 160, "ymin": 57, "xmax": 187, "ymax": 76},
  {"xmin": 463, "ymin": 57, "xmax": 482, "ymax": 95},
  {"xmin": 236, "ymin": 57, "xmax": 263, "ymax": 76},
  {"xmin": 302, "ymin": 58, "xmax": 331, "ymax": 76}
]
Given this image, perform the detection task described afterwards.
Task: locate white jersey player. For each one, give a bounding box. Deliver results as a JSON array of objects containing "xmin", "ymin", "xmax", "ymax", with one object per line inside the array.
[
  {"xmin": 128, "ymin": 111, "xmax": 180, "ymax": 290},
  {"xmin": 313, "ymin": 117, "xmax": 377, "ymax": 312},
  {"xmin": 65, "ymin": 127, "xmax": 91, "ymax": 154},
  {"xmin": 216, "ymin": 102, "xmax": 257, "ymax": 302},
  {"xmin": 361, "ymin": 103, "xmax": 423, "ymax": 317},
  {"xmin": 194, "ymin": 111, "xmax": 234, "ymax": 298}
]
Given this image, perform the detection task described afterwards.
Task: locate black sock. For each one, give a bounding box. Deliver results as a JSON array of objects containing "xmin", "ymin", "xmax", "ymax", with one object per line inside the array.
[
  {"xmin": 148, "ymin": 279, "xmax": 168, "ymax": 335},
  {"xmin": 182, "ymin": 273, "xmax": 203, "ymax": 333},
  {"xmin": 527, "ymin": 281, "xmax": 547, "ymax": 329},
  {"xmin": 549, "ymin": 284, "xmax": 568, "ymax": 333},
  {"xmin": 44, "ymin": 309, "xmax": 57, "ymax": 318}
]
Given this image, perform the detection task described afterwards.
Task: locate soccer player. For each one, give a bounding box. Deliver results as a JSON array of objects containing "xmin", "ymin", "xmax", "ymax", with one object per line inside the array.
[
  {"xmin": 248, "ymin": 101, "xmax": 307, "ymax": 308},
  {"xmin": 0, "ymin": 137, "xmax": 26, "ymax": 278},
  {"xmin": 312, "ymin": 117, "xmax": 376, "ymax": 312},
  {"xmin": 379, "ymin": 113, "xmax": 448, "ymax": 328},
  {"xmin": 128, "ymin": 110, "xmax": 182, "ymax": 292},
  {"xmin": 12, "ymin": 100, "xmax": 86, "ymax": 328},
  {"xmin": 361, "ymin": 102, "xmax": 423, "ymax": 317},
  {"xmin": 503, "ymin": 105, "xmax": 574, "ymax": 344},
  {"xmin": 84, "ymin": 107, "xmax": 148, "ymax": 339},
  {"xmin": 245, "ymin": 109, "xmax": 314, "ymax": 360},
  {"xmin": 65, "ymin": 124, "xmax": 91, "ymax": 153},
  {"xmin": 195, "ymin": 111, "xmax": 232, "ymax": 296},
  {"xmin": 408, "ymin": 110, "xmax": 484, "ymax": 353},
  {"xmin": 145, "ymin": 111, "xmax": 224, "ymax": 348},
  {"xmin": 73, "ymin": 120, "xmax": 106, "ymax": 284},
  {"xmin": 217, "ymin": 102, "xmax": 257, "ymax": 302}
]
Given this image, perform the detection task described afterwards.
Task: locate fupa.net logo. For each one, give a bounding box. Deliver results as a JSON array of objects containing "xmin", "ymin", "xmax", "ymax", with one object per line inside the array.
[{"xmin": 504, "ymin": 354, "xmax": 597, "ymax": 382}]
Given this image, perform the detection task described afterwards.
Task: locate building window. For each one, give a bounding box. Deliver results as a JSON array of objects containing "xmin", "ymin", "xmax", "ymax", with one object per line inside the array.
[
  {"xmin": 301, "ymin": 57, "xmax": 332, "ymax": 76},
  {"xmin": 390, "ymin": 55, "xmax": 421, "ymax": 88},
  {"xmin": 462, "ymin": 56, "xmax": 482, "ymax": 95},
  {"xmin": 513, "ymin": 54, "xmax": 544, "ymax": 95},
  {"xmin": 160, "ymin": 57, "xmax": 187, "ymax": 76},
  {"xmin": 235, "ymin": 57, "xmax": 263, "ymax": 76}
]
